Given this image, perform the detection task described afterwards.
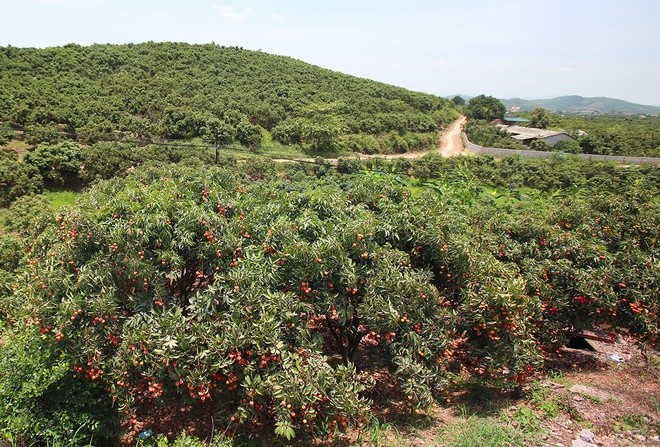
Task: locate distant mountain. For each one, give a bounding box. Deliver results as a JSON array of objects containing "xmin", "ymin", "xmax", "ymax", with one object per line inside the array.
[{"xmin": 501, "ymin": 96, "xmax": 660, "ymax": 115}]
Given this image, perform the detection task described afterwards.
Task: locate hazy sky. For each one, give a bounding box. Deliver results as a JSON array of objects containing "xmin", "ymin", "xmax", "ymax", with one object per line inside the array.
[{"xmin": 2, "ymin": 0, "xmax": 659, "ymax": 105}]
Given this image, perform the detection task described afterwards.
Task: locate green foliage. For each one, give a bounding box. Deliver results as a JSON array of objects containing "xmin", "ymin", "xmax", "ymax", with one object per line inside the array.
[
  {"xmin": 343, "ymin": 134, "xmax": 380, "ymax": 154},
  {"xmin": 79, "ymin": 142, "xmax": 139, "ymax": 182},
  {"xmin": 438, "ymin": 414, "xmax": 529, "ymax": 447},
  {"xmin": 512, "ymin": 406, "xmax": 541, "ymax": 434},
  {"xmin": 452, "ymin": 96, "xmax": 466, "ymax": 106},
  {"xmin": 0, "ymin": 43, "xmax": 458, "ymax": 154},
  {"xmin": 526, "ymin": 113, "xmax": 660, "ymax": 157},
  {"xmin": 614, "ymin": 413, "xmax": 658, "ymax": 435},
  {"xmin": 23, "ymin": 123, "xmax": 67, "ymax": 145},
  {"xmin": 2, "ymin": 194, "xmax": 53, "ymax": 236},
  {"xmin": 44, "ymin": 189, "xmax": 80, "ymax": 209},
  {"xmin": 79, "ymin": 141, "xmax": 215, "ymax": 183},
  {"xmin": 529, "ymin": 107, "xmax": 551, "ymax": 129},
  {"xmin": 0, "ymin": 232, "xmax": 24, "ymax": 297},
  {"xmin": 529, "ymin": 139, "xmax": 550, "ymax": 151},
  {"xmin": 336, "ymin": 157, "xmax": 365, "ymax": 174},
  {"xmin": 23, "ymin": 141, "xmax": 82, "ymax": 186},
  {"xmin": 0, "ymin": 326, "xmax": 118, "ymax": 444},
  {"xmin": 6, "ymin": 165, "xmax": 465, "ymax": 440},
  {"xmin": 0, "ymin": 123, "xmax": 14, "ymax": 145},
  {"xmin": 202, "ymin": 118, "xmax": 236, "ymax": 147},
  {"xmin": 552, "ymin": 139, "xmax": 581, "ymax": 153},
  {"xmin": 0, "ymin": 152, "xmax": 43, "ymax": 205},
  {"xmin": 466, "ymin": 95, "xmax": 506, "ymax": 121},
  {"xmin": 566, "ymin": 115, "xmax": 660, "ymax": 157},
  {"xmin": 143, "ymin": 432, "xmax": 235, "ymax": 447},
  {"xmin": 464, "ymin": 121, "xmax": 525, "ymax": 150},
  {"xmin": 0, "ymin": 155, "xmax": 657, "ymax": 445},
  {"xmin": 235, "ymin": 121, "xmax": 263, "ymax": 149},
  {"xmin": 467, "ymin": 109, "xmax": 660, "ymax": 157}
]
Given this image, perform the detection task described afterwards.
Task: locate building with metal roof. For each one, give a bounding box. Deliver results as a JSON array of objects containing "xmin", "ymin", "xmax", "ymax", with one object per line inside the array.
[{"xmin": 497, "ymin": 125, "xmax": 575, "ymax": 147}]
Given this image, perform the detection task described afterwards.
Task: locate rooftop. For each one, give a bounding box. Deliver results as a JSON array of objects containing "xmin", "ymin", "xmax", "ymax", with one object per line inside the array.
[
  {"xmin": 498, "ymin": 125, "xmax": 569, "ymax": 140},
  {"xmin": 503, "ymin": 116, "xmax": 530, "ymax": 123}
]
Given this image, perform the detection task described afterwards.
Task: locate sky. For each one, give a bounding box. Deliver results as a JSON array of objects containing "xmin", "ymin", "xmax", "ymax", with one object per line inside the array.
[{"xmin": 1, "ymin": 0, "xmax": 659, "ymax": 106}]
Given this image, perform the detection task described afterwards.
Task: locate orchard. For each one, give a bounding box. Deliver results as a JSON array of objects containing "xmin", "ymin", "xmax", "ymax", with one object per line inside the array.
[{"xmin": 0, "ymin": 159, "xmax": 657, "ymax": 444}]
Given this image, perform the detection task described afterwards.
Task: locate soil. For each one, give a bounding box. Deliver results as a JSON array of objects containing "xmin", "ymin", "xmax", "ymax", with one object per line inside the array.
[
  {"xmin": 537, "ymin": 338, "xmax": 660, "ymax": 447},
  {"xmin": 357, "ymin": 115, "xmax": 466, "ymax": 161},
  {"xmin": 438, "ymin": 115, "xmax": 467, "ymax": 157},
  {"xmin": 356, "ymin": 334, "xmax": 660, "ymax": 447}
]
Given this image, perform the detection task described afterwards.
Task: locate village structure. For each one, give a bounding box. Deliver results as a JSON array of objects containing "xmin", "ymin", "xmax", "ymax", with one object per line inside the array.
[{"xmin": 491, "ymin": 114, "xmax": 576, "ymax": 147}]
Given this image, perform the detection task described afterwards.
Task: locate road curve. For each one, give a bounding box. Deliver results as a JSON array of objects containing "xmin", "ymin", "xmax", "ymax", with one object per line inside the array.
[
  {"xmin": 356, "ymin": 115, "xmax": 467, "ymax": 161},
  {"xmin": 438, "ymin": 115, "xmax": 467, "ymax": 157},
  {"xmin": 269, "ymin": 116, "xmax": 468, "ymax": 165}
]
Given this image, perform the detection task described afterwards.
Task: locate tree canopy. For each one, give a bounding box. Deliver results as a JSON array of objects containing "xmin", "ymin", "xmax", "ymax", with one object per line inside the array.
[
  {"xmin": 466, "ymin": 95, "xmax": 506, "ymax": 121},
  {"xmin": 529, "ymin": 107, "xmax": 551, "ymax": 129},
  {"xmin": 0, "ymin": 43, "xmax": 459, "ymax": 153}
]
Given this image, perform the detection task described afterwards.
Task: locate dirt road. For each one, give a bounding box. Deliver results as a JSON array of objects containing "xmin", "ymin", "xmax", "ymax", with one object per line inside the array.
[
  {"xmin": 356, "ymin": 115, "xmax": 466, "ymax": 161},
  {"xmin": 438, "ymin": 115, "xmax": 466, "ymax": 157},
  {"xmin": 271, "ymin": 116, "xmax": 467, "ymax": 165}
]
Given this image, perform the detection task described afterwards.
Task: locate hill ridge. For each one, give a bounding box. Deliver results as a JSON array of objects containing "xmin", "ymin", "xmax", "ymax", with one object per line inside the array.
[
  {"xmin": 501, "ymin": 95, "xmax": 660, "ymax": 115},
  {"xmin": 0, "ymin": 42, "xmax": 458, "ymax": 152}
]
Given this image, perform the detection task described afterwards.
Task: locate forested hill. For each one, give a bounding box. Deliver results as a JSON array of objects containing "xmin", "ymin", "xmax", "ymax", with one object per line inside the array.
[
  {"xmin": 0, "ymin": 42, "xmax": 458, "ymax": 152},
  {"xmin": 501, "ymin": 96, "xmax": 660, "ymax": 115}
]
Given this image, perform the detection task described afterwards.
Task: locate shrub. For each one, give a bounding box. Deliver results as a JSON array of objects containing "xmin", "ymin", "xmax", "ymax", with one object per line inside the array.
[
  {"xmin": 80, "ymin": 142, "xmax": 139, "ymax": 182},
  {"xmin": 0, "ymin": 325, "xmax": 118, "ymax": 443},
  {"xmin": 23, "ymin": 141, "xmax": 82, "ymax": 186},
  {"xmin": 336, "ymin": 157, "xmax": 364, "ymax": 174},
  {"xmin": 0, "ymin": 154, "xmax": 43, "ymax": 205},
  {"xmin": 343, "ymin": 134, "xmax": 380, "ymax": 154},
  {"xmin": 9, "ymin": 166, "xmax": 463, "ymax": 439},
  {"xmin": 3, "ymin": 160, "xmax": 657, "ymax": 444},
  {"xmin": 0, "ymin": 123, "xmax": 14, "ymax": 145},
  {"xmin": 2, "ymin": 194, "xmax": 53, "ymax": 236}
]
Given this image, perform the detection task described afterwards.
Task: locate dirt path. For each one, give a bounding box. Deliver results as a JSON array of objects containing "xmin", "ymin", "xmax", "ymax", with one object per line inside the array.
[
  {"xmin": 269, "ymin": 116, "xmax": 467, "ymax": 165},
  {"xmin": 438, "ymin": 115, "xmax": 467, "ymax": 157},
  {"xmin": 352, "ymin": 115, "xmax": 466, "ymax": 161}
]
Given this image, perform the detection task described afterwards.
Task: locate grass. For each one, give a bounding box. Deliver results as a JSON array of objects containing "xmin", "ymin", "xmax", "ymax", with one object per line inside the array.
[
  {"xmin": 546, "ymin": 371, "xmax": 572, "ymax": 387},
  {"xmin": 44, "ymin": 189, "xmax": 80, "ymax": 209},
  {"xmin": 0, "ymin": 188, "xmax": 79, "ymax": 231},
  {"xmin": 614, "ymin": 413, "xmax": 659, "ymax": 436},
  {"xmin": 356, "ymin": 418, "xmax": 397, "ymax": 446},
  {"xmin": 526, "ymin": 382, "xmax": 560, "ymax": 420},
  {"xmin": 538, "ymin": 400, "xmax": 560, "ymax": 419},
  {"xmin": 576, "ymin": 392, "xmax": 602, "ymax": 405},
  {"xmin": 511, "ymin": 406, "xmax": 542, "ymax": 434},
  {"xmin": 438, "ymin": 414, "xmax": 530, "ymax": 447}
]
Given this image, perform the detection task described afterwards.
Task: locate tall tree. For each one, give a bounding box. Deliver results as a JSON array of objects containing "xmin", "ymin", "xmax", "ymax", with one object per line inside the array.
[
  {"xmin": 529, "ymin": 107, "xmax": 551, "ymax": 129},
  {"xmin": 466, "ymin": 95, "xmax": 506, "ymax": 121}
]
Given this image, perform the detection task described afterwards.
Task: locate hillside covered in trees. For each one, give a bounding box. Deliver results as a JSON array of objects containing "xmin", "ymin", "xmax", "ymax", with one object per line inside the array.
[
  {"xmin": 0, "ymin": 42, "xmax": 458, "ymax": 153},
  {"xmin": 1, "ymin": 41, "xmax": 658, "ymax": 447}
]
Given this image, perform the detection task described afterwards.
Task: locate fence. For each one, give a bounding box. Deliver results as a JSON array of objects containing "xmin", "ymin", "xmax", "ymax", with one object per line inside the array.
[{"xmin": 461, "ymin": 133, "xmax": 660, "ymax": 164}]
